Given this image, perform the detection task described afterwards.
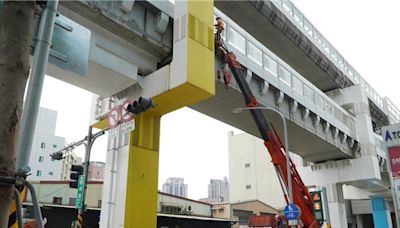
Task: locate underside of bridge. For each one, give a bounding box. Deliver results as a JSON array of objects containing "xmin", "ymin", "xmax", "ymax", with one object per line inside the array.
[{"xmin": 190, "ymin": 81, "xmax": 353, "ymax": 163}]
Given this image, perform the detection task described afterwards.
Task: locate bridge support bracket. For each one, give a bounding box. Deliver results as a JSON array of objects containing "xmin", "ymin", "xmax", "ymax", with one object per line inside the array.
[
  {"xmin": 246, "ymin": 70, "xmax": 252, "ymax": 84},
  {"xmin": 120, "ymin": 0, "xmax": 135, "ymax": 13},
  {"xmin": 323, "ymin": 122, "xmax": 330, "ymax": 133},
  {"xmin": 275, "ymin": 91, "xmax": 284, "ymax": 104},
  {"xmin": 349, "ymin": 138, "xmax": 355, "ymax": 148},
  {"xmin": 333, "ymin": 128, "xmax": 339, "ymax": 139},
  {"xmin": 341, "ymin": 133, "xmax": 347, "ymax": 144},
  {"xmin": 302, "ymin": 108, "xmax": 309, "ymax": 120},
  {"xmin": 260, "ymin": 81, "xmax": 269, "ymax": 95},
  {"xmin": 313, "ymin": 115, "xmax": 320, "ymax": 127},
  {"xmin": 290, "ymin": 100, "xmax": 298, "ymax": 113}
]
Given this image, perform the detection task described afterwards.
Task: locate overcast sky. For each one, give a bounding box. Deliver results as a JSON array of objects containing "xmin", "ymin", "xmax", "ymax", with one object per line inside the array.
[{"xmin": 39, "ymin": 0, "xmax": 400, "ymax": 200}]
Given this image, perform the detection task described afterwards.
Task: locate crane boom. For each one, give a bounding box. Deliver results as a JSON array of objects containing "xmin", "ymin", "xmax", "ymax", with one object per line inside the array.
[{"xmin": 215, "ymin": 32, "xmax": 321, "ymax": 228}]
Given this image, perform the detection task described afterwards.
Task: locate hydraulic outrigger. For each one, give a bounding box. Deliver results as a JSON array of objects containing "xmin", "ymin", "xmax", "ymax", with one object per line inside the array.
[{"xmin": 215, "ymin": 23, "xmax": 321, "ymax": 228}]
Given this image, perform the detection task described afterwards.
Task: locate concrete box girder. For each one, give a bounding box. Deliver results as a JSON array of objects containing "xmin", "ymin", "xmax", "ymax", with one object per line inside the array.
[{"xmin": 214, "ymin": 1, "xmax": 353, "ymax": 92}]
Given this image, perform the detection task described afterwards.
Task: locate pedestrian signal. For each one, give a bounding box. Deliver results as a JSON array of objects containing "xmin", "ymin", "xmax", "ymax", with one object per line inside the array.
[{"xmin": 310, "ymin": 190, "xmax": 324, "ymax": 223}]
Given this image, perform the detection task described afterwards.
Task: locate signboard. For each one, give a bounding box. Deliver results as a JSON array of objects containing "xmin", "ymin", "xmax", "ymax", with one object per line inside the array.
[
  {"xmin": 310, "ymin": 190, "xmax": 324, "ymax": 223},
  {"xmin": 389, "ymin": 147, "xmax": 400, "ymax": 177},
  {"xmin": 76, "ymin": 175, "xmax": 85, "ymax": 209},
  {"xmin": 383, "ymin": 124, "xmax": 400, "ymax": 224},
  {"xmin": 120, "ymin": 120, "xmax": 135, "ymax": 134},
  {"xmin": 382, "ymin": 123, "xmax": 400, "ymax": 147},
  {"xmin": 108, "ymin": 120, "xmax": 135, "ymax": 139},
  {"xmin": 284, "ymin": 204, "xmax": 300, "ymax": 220},
  {"xmin": 121, "ymin": 100, "xmax": 133, "ymax": 122},
  {"xmin": 108, "ymin": 106, "xmax": 122, "ymax": 129}
]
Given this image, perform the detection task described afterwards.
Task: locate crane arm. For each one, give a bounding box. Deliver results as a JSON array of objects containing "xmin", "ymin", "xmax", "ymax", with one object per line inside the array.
[{"xmin": 215, "ymin": 33, "xmax": 320, "ymax": 228}]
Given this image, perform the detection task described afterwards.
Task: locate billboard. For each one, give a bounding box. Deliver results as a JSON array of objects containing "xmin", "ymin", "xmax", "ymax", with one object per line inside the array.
[{"xmin": 389, "ymin": 147, "xmax": 400, "ymax": 177}]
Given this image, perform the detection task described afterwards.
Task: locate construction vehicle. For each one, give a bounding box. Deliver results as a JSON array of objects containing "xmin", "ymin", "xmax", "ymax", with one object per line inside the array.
[{"xmin": 214, "ymin": 24, "xmax": 321, "ymax": 228}]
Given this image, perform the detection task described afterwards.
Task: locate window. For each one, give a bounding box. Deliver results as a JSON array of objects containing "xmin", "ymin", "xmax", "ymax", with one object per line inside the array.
[
  {"xmin": 53, "ymin": 197, "xmax": 62, "ymax": 205},
  {"xmin": 304, "ymin": 85, "xmax": 314, "ymax": 101},
  {"xmin": 278, "ymin": 65, "xmax": 291, "ymax": 86},
  {"xmin": 69, "ymin": 198, "xmax": 76, "ymax": 206},
  {"xmin": 49, "ymin": 172, "xmax": 53, "ymax": 176},
  {"xmin": 161, "ymin": 206, "xmax": 181, "ymax": 214},
  {"xmin": 36, "ymin": 170, "xmax": 42, "ymax": 177},
  {"xmin": 264, "ymin": 54, "xmax": 278, "ymax": 76},
  {"xmin": 245, "ymin": 163, "xmax": 250, "ymax": 168},
  {"xmin": 248, "ymin": 42, "xmax": 262, "ymax": 65},
  {"xmin": 38, "ymin": 156, "xmax": 44, "ymax": 163},
  {"xmin": 40, "ymin": 142, "xmax": 46, "ymax": 149},
  {"xmin": 292, "ymin": 76, "xmax": 303, "ymax": 94},
  {"xmin": 239, "ymin": 216, "xmax": 249, "ymax": 225},
  {"xmin": 228, "ymin": 27, "xmax": 246, "ymax": 54},
  {"xmin": 246, "ymin": 185, "xmax": 251, "ymax": 190},
  {"xmin": 315, "ymin": 95, "xmax": 324, "ymax": 109}
]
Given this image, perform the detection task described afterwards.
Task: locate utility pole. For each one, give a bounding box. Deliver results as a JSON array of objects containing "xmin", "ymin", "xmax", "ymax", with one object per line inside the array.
[{"xmin": 51, "ymin": 126, "xmax": 106, "ymax": 228}]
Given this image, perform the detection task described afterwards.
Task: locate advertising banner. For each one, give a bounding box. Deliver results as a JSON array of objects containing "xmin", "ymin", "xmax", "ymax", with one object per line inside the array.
[{"xmin": 389, "ymin": 147, "xmax": 400, "ymax": 177}]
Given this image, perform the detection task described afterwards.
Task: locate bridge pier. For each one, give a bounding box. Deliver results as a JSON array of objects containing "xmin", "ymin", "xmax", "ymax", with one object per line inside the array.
[
  {"xmin": 370, "ymin": 197, "xmax": 393, "ymax": 228},
  {"xmin": 94, "ymin": 0, "xmax": 215, "ymax": 226},
  {"xmin": 325, "ymin": 183, "xmax": 348, "ymax": 228}
]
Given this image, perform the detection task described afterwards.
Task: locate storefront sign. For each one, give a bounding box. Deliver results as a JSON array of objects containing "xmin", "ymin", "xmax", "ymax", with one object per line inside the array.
[{"xmin": 389, "ymin": 147, "xmax": 400, "ymax": 177}]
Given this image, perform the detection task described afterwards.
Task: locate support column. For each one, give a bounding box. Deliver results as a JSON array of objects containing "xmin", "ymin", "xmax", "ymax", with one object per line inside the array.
[
  {"xmin": 326, "ymin": 183, "xmax": 347, "ymax": 228},
  {"xmin": 370, "ymin": 197, "xmax": 393, "ymax": 228},
  {"xmin": 356, "ymin": 215, "xmax": 364, "ymax": 228},
  {"xmin": 124, "ymin": 113, "xmax": 161, "ymax": 228},
  {"xmin": 97, "ymin": 0, "xmax": 215, "ymax": 227}
]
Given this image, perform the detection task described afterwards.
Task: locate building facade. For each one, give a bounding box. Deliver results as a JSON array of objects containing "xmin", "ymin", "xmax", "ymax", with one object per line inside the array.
[
  {"xmin": 162, "ymin": 177, "xmax": 188, "ymax": 198},
  {"xmin": 212, "ymin": 200, "xmax": 279, "ymax": 228},
  {"xmin": 228, "ymin": 132, "xmax": 286, "ymax": 209},
  {"xmin": 61, "ymin": 150, "xmax": 82, "ymax": 180},
  {"xmin": 208, "ymin": 177, "xmax": 229, "ymax": 202},
  {"xmin": 87, "ymin": 161, "xmax": 106, "ymax": 181},
  {"xmin": 228, "ymin": 131, "xmax": 394, "ymax": 227},
  {"xmin": 28, "ymin": 107, "xmax": 66, "ymax": 181},
  {"xmin": 25, "ymin": 181, "xmax": 231, "ymax": 228}
]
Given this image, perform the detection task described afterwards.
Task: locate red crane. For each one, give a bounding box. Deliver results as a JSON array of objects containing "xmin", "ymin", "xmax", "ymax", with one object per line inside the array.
[{"xmin": 215, "ymin": 23, "xmax": 320, "ymax": 228}]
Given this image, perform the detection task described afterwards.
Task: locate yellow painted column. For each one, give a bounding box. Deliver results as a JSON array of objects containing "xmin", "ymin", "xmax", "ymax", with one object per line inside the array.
[
  {"xmin": 123, "ymin": 0, "xmax": 215, "ymax": 227},
  {"xmin": 124, "ymin": 113, "xmax": 161, "ymax": 228}
]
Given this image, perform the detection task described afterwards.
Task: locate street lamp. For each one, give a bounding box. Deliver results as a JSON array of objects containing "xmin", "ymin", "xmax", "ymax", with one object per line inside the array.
[{"xmin": 232, "ymin": 106, "xmax": 293, "ymax": 205}]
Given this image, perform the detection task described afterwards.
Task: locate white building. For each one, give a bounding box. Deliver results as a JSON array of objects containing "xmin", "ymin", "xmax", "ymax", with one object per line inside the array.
[
  {"xmin": 162, "ymin": 178, "xmax": 188, "ymax": 198},
  {"xmin": 208, "ymin": 177, "xmax": 229, "ymax": 202},
  {"xmin": 61, "ymin": 150, "xmax": 83, "ymax": 180},
  {"xmin": 28, "ymin": 107, "xmax": 66, "ymax": 181},
  {"xmin": 87, "ymin": 161, "xmax": 105, "ymax": 181},
  {"xmin": 228, "ymin": 131, "xmax": 286, "ymax": 209}
]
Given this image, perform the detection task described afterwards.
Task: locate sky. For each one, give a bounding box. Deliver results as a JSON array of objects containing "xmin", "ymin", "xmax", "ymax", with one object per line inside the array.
[{"xmin": 38, "ymin": 0, "xmax": 400, "ymax": 200}]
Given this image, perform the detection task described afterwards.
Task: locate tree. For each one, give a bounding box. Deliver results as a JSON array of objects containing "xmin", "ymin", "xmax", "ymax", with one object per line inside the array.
[{"xmin": 0, "ymin": 1, "xmax": 34, "ymax": 227}]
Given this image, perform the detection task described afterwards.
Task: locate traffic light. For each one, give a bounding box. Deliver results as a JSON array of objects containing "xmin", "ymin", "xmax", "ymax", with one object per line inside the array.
[
  {"xmin": 127, "ymin": 97, "xmax": 155, "ymax": 115},
  {"xmin": 69, "ymin": 165, "xmax": 83, "ymax": 189},
  {"xmin": 50, "ymin": 151, "xmax": 63, "ymax": 160},
  {"xmin": 310, "ymin": 190, "xmax": 324, "ymax": 223}
]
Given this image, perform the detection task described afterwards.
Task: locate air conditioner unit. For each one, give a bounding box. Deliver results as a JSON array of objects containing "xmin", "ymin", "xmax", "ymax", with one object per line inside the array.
[{"xmin": 182, "ymin": 205, "xmax": 192, "ymax": 214}]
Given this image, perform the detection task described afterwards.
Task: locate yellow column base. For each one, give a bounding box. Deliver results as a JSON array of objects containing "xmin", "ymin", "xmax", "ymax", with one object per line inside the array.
[
  {"xmin": 122, "ymin": 0, "xmax": 215, "ymax": 227},
  {"xmin": 124, "ymin": 114, "xmax": 161, "ymax": 228}
]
